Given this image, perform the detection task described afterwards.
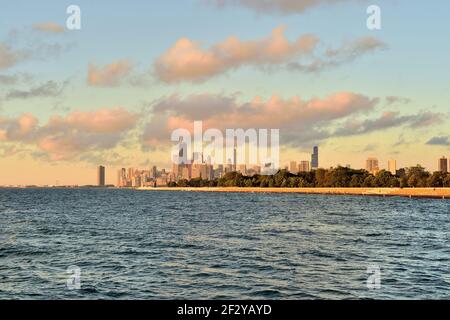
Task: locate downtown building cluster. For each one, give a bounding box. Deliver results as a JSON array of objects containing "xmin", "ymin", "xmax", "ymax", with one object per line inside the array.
[
  {"xmin": 115, "ymin": 146, "xmax": 320, "ymax": 187},
  {"xmin": 364, "ymin": 156, "xmax": 449, "ymax": 176},
  {"xmin": 100, "ymin": 147, "xmax": 449, "ymax": 187}
]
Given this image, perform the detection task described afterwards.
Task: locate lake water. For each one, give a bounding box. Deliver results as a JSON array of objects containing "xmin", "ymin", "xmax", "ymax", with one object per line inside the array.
[{"xmin": 0, "ymin": 188, "xmax": 449, "ymax": 299}]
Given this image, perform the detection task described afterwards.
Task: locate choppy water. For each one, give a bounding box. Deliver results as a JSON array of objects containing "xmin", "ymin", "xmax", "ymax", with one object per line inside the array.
[{"xmin": 0, "ymin": 188, "xmax": 449, "ymax": 299}]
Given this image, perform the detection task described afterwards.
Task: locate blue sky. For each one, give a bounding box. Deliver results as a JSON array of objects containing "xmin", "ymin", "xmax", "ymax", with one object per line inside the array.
[{"xmin": 0, "ymin": 0, "xmax": 449, "ymax": 184}]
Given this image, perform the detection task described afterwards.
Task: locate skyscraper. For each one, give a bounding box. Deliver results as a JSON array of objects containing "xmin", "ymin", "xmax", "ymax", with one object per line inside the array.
[
  {"xmin": 366, "ymin": 158, "xmax": 379, "ymax": 175},
  {"xmin": 233, "ymin": 144, "xmax": 237, "ymax": 172},
  {"xmin": 311, "ymin": 146, "xmax": 319, "ymax": 169},
  {"xmin": 117, "ymin": 168, "xmax": 126, "ymax": 187},
  {"xmin": 388, "ymin": 159, "xmax": 397, "ymax": 175},
  {"xmin": 299, "ymin": 161, "xmax": 311, "ymax": 172},
  {"xmin": 439, "ymin": 156, "xmax": 448, "ymax": 173},
  {"xmin": 289, "ymin": 161, "xmax": 298, "ymax": 173},
  {"xmin": 151, "ymin": 166, "xmax": 157, "ymax": 179},
  {"xmin": 97, "ymin": 166, "xmax": 105, "ymax": 186}
]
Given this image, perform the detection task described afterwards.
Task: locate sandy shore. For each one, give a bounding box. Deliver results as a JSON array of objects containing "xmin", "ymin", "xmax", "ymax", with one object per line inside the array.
[{"xmin": 137, "ymin": 187, "xmax": 450, "ymax": 199}]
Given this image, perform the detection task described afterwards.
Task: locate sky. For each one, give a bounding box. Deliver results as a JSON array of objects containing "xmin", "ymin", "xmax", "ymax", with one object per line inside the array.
[{"xmin": 0, "ymin": 0, "xmax": 449, "ymax": 185}]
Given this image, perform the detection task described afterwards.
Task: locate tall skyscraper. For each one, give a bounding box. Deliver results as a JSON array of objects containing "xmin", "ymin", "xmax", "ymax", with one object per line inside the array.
[
  {"xmin": 388, "ymin": 159, "xmax": 397, "ymax": 175},
  {"xmin": 311, "ymin": 146, "xmax": 319, "ymax": 169},
  {"xmin": 233, "ymin": 144, "xmax": 237, "ymax": 172},
  {"xmin": 97, "ymin": 166, "xmax": 105, "ymax": 186},
  {"xmin": 366, "ymin": 158, "xmax": 379, "ymax": 175},
  {"xmin": 117, "ymin": 168, "xmax": 126, "ymax": 187},
  {"xmin": 439, "ymin": 156, "xmax": 448, "ymax": 173},
  {"xmin": 151, "ymin": 166, "xmax": 157, "ymax": 179}
]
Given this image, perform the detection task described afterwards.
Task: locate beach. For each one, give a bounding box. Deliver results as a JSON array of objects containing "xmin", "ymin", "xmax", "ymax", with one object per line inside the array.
[{"xmin": 138, "ymin": 187, "xmax": 450, "ymax": 199}]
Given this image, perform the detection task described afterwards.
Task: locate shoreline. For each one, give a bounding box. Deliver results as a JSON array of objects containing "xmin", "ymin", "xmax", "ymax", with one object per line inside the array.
[{"xmin": 137, "ymin": 187, "xmax": 450, "ymax": 199}]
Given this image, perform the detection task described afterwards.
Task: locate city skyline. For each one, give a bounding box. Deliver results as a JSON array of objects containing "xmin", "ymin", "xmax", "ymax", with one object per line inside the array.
[
  {"xmin": 1, "ymin": 1, "xmax": 449, "ymax": 185},
  {"xmin": 2, "ymin": 144, "xmax": 450, "ymax": 187}
]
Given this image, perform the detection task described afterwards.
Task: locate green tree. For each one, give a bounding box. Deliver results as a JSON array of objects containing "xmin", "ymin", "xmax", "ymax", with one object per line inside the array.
[
  {"xmin": 443, "ymin": 174, "xmax": 450, "ymax": 187},
  {"xmin": 375, "ymin": 170, "xmax": 398, "ymax": 187},
  {"xmin": 314, "ymin": 169, "xmax": 327, "ymax": 187},
  {"xmin": 428, "ymin": 172, "xmax": 445, "ymax": 187},
  {"xmin": 407, "ymin": 165, "xmax": 430, "ymax": 187}
]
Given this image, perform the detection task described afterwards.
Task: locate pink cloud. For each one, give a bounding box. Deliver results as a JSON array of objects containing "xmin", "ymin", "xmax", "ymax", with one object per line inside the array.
[
  {"xmin": 88, "ymin": 60, "xmax": 132, "ymax": 87},
  {"xmin": 48, "ymin": 107, "xmax": 138, "ymax": 133},
  {"xmin": 142, "ymin": 92, "xmax": 379, "ymax": 148},
  {"xmin": 0, "ymin": 43, "xmax": 20, "ymax": 70},
  {"xmin": 155, "ymin": 26, "xmax": 318, "ymax": 83},
  {"xmin": 0, "ymin": 108, "xmax": 138, "ymax": 160},
  {"xmin": 33, "ymin": 22, "xmax": 65, "ymax": 33}
]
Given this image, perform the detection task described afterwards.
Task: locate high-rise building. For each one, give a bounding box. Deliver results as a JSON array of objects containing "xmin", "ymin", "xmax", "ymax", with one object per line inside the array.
[
  {"xmin": 192, "ymin": 152, "xmax": 203, "ymax": 164},
  {"xmin": 151, "ymin": 166, "xmax": 157, "ymax": 179},
  {"xmin": 117, "ymin": 168, "xmax": 127, "ymax": 187},
  {"xmin": 366, "ymin": 158, "xmax": 379, "ymax": 175},
  {"xmin": 388, "ymin": 159, "xmax": 397, "ymax": 175},
  {"xmin": 298, "ymin": 161, "xmax": 310, "ymax": 172},
  {"xmin": 439, "ymin": 156, "xmax": 448, "ymax": 173},
  {"xmin": 289, "ymin": 161, "xmax": 298, "ymax": 173},
  {"xmin": 97, "ymin": 166, "xmax": 105, "ymax": 186},
  {"xmin": 311, "ymin": 146, "xmax": 319, "ymax": 169},
  {"xmin": 233, "ymin": 145, "xmax": 237, "ymax": 172}
]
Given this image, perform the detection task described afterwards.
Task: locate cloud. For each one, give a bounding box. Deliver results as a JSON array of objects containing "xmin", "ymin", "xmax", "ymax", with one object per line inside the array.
[
  {"xmin": 155, "ymin": 26, "xmax": 318, "ymax": 83},
  {"xmin": 142, "ymin": 92, "xmax": 378, "ymax": 148},
  {"xmin": 1, "ymin": 28, "xmax": 75, "ymax": 70},
  {"xmin": 333, "ymin": 110, "xmax": 444, "ymax": 137},
  {"xmin": 46, "ymin": 107, "xmax": 138, "ymax": 133},
  {"xmin": 409, "ymin": 111, "xmax": 444, "ymax": 128},
  {"xmin": 211, "ymin": 0, "xmax": 357, "ymax": 14},
  {"xmin": 426, "ymin": 136, "xmax": 450, "ymax": 147},
  {"xmin": 0, "ymin": 43, "xmax": 23, "ymax": 70},
  {"xmin": 142, "ymin": 92, "xmax": 445, "ymax": 150},
  {"xmin": 385, "ymin": 96, "xmax": 412, "ymax": 106},
  {"xmin": 287, "ymin": 37, "xmax": 386, "ymax": 72},
  {"xmin": 0, "ymin": 113, "xmax": 38, "ymax": 141},
  {"xmin": 33, "ymin": 23, "xmax": 65, "ymax": 33},
  {"xmin": 0, "ymin": 108, "xmax": 138, "ymax": 161},
  {"xmin": 5, "ymin": 80, "xmax": 67, "ymax": 100},
  {"xmin": 88, "ymin": 60, "xmax": 133, "ymax": 87},
  {"xmin": 155, "ymin": 27, "xmax": 386, "ymax": 82},
  {"xmin": 0, "ymin": 73, "xmax": 33, "ymax": 86}
]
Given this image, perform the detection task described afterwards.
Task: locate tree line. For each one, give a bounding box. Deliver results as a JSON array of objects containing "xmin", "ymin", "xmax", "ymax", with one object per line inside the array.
[{"xmin": 168, "ymin": 166, "xmax": 450, "ymax": 188}]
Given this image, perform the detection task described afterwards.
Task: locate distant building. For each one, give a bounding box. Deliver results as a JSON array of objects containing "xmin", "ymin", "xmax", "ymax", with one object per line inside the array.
[
  {"xmin": 233, "ymin": 145, "xmax": 237, "ymax": 172},
  {"xmin": 311, "ymin": 146, "xmax": 319, "ymax": 169},
  {"xmin": 191, "ymin": 163, "xmax": 202, "ymax": 179},
  {"xmin": 151, "ymin": 166, "xmax": 157, "ymax": 179},
  {"xmin": 117, "ymin": 168, "xmax": 127, "ymax": 187},
  {"xmin": 388, "ymin": 159, "xmax": 397, "ymax": 175},
  {"xmin": 97, "ymin": 166, "xmax": 105, "ymax": 186},
  {"xmin": 215, "ymin": 164, "xmax": 224, "ymax": 179},
  {"xmin": 192, "ymin": 152, "xmax": 203, "ymax": 164},
  {"xmin": 298, "ymin": 161, "xmax": 310, "ymax": 172},
  {"xmin": 238, "ymin": 164, "xmax": 247, "ymax": 175},
  {"xmin": 225, "ymin": 159, "xmax": 233, "ymax": 174},
  {"xmin": 366, "ymin": 158, "xmax": 379, "ymax": 175},
  {"xmin": 289, "ymin": 161, "xmax": 298, "ymax": 173},
  {"xmin": 181, "ymin": 165, "xmax": 191, "ymax": 180},
  {"xmin": 439, "ymin": 156, "xmax": 448, "ymax": 173}
]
